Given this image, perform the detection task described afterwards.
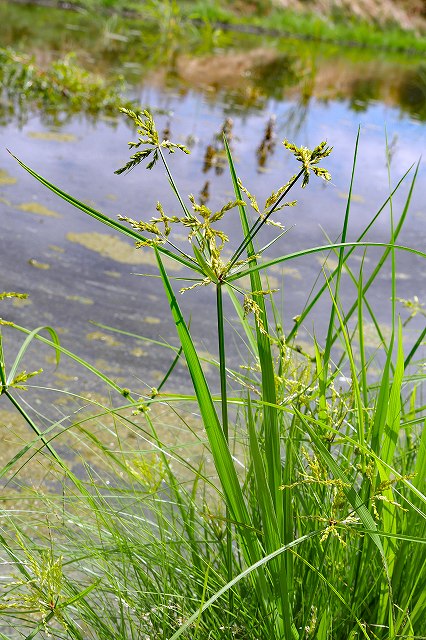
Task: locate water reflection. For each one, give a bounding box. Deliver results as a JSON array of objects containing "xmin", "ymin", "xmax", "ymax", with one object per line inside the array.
[
  {"xmin": 1, "ymin": 2, "xmax": 426, "ymax": 123},
  {"xmin": 202, "ymin": 118, "xmax": 235, "ymax": 175},
  {"xmin": 397, "ymin": 64, "xmax": 426, "ymax": 120},
  {"xmin": 256, "ymin": 115, "xmax": 276, "ymax": 169},
  {"xmin": 250, "ymin": 53, "xmax": 300, "ymax": 100},
  {"xmin": 348, "ymin": 77, "xmax": 381, "ymax": 112},
  {"xmin": 199, "ymin": 180, "xmax": 210, "ymax": 205}
]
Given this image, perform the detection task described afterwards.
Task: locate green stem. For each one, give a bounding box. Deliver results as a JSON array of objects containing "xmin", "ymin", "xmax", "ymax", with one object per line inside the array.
[
  {"xmin": 158, "ymin": 144, "xmax": 190, "ymax": 218},
  {"xmin": 405, "ymin": 324, "xmax": 426, "ymax": 369},
  {"xmin": 157, "ymin": 144, "xmax": 205, "ymax": 266},
  {"xmin": 216, "ymin": 283, "xmax": 234, "ymax": 617},
  {"xmin": 4, "ymin": 389, "xmax": 62, "ymax": 464},
  {"xmin": 216, "ymin": 284, "xmax": 229, "ymax": 441},
  {"xmin": 288, "ymin": 162, "xmax": 418, "ymax": 349},
  {"xmin": 228, "ymin": 167, "xmax": 304, "ymax": 269},
  {"xmin": 322, "ymin": 129, "xmax": 359, "ymax": 370},
  {"xmin": 287, "ymin": 163, "xmax": 416, "ymax": 344},
  {"xmin": 0, "ymin": 333, "xmax": 6, "ymax": 390}
]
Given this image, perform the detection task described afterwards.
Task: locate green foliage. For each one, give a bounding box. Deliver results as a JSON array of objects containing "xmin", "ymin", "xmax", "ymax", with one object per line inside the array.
[
  {"xmin": 0, "ymin": 534, "xmax": 66, "ymax": 632},
  {"xmin": 1, "ymin": 110, "xmax": 425, "ymax": 639}
]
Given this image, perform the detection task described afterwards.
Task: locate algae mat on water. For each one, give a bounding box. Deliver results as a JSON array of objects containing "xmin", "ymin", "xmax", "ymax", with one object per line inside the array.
[
  {"xmin": 16, "ymin": 201, "xmax": 62, "ymax": 218},
  {"xmin": 66, "ymin": 232, "xmax": 183, "ymax": 270}
]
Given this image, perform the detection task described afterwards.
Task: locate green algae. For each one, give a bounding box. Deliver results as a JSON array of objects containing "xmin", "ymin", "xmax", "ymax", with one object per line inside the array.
[
  {"xmin": 28, "ymin": 259, "xmax": 51, "ymax": 270},
  {"xmin": 66, "ymin": 231, "xmax": 183, "ymax": 270},
  {"xmin": 28, "ymin": 131, "xmax": 77, "ymax": 143},
  {"xmin": 131, "ymin": 347, "xmax": 148, "ymax": 357},
  {"xmin": 54, "ymin": 371, "xmax": 80, "ymax": 382},
  {"xmin": 316, "ymin": 255, "xmax": 340, "ymax": 271},
  {"xmin": 12, "ymin": 297, "xmax": 32, "ymax": 307},
  {"xmin": 16, "ymin": 201, "xmax": 62, "ymax": 217},
  {"xmin": 269, "ymin": 264, "xmax": 301, "ymax": 278},
  {"xmin": 337, "ymin": 190, "xmax": 365, "ymax": 203},
  {"xmin": 66, "ymin": 295, "xmax": 94, "ymax": 305},
  {"xmin": 86, "ymin": 330, "xmax": 122, "ymax": 347},
  {"xmin": 0, "ymin": 169, "xmax": 17, "ymax": 185}
]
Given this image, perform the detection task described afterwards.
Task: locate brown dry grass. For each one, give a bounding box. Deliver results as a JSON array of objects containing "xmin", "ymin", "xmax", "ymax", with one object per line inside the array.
[{"xmin": 272, "ymin": 0, "xmax": 426, "ymax": 31}]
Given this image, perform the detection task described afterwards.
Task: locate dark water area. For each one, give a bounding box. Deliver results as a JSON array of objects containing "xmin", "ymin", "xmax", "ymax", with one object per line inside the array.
[{"xmin": 0, "ymin": 2, "xmax": 425, "ymax": 415}]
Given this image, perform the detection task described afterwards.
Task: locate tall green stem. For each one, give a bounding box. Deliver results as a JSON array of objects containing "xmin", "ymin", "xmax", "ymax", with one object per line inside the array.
[
  {"xmin": 157, "ymin": 145, "xmax": 205, "ymax": 266},
  {"xmin": 216, "ymin": 284, "xmax": 228, "ymax": 441},
  {"xmin": 0, "ymin": 333, "xmax": 6, "ymax": 390},
  {"xmin": 216, "ymin": 283, "xmax": 233, "ymax": 618}
]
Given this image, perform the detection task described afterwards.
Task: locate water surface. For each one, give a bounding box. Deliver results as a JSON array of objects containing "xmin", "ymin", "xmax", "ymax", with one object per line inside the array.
[{"xmin": 1, "ymin": 2, "xmax": 425, "ymax": 409}]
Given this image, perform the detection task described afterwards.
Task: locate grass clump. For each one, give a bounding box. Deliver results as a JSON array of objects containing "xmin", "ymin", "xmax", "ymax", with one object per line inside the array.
[{"xmin": 0, "ymin": 109, "xmax": 425, "ymax": 639}]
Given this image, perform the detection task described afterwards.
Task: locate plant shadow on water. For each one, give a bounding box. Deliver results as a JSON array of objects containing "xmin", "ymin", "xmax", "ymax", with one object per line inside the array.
[{"xmin": 0, "ymin": 101, "xmax": 424, "ymax": 639}]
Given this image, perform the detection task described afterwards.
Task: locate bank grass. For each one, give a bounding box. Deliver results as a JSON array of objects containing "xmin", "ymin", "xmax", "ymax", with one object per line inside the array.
[
  {"xmin": 241, "ymin": 7, "xmax": 426, "ymax": 54},
  {"xmin": 24, "ymin": 0, "xmax": 426, "ymax": 54},
  {"xmin": 0, "ymin": 111, "xmax": 425, "ymax": 639}
]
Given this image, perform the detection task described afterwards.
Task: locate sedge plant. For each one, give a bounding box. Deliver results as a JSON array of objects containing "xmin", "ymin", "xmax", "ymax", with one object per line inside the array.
[{"xmin": 0, "ymin": 108, "xmax": 424, "ymax": 639}]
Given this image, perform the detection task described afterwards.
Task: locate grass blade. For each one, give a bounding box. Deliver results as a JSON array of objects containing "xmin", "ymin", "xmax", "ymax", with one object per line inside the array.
[
  {"xmin": 154, "ymin": 247, "xmax": 262, "ymax": 567},
  {"xmin": 6, "ymin": 325, "xmax": 60, "ymax": 386}
]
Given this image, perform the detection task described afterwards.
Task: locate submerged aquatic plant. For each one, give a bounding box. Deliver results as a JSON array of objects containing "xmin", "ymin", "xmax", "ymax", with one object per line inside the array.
[{"xmin": 1, "ymin": 109, "xmax": 425, "ymax": 640}]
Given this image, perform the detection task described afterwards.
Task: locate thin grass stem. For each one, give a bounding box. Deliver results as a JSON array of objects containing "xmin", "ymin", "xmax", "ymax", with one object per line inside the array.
[
  {"xmin": 216, "ymin": 283, "xmax": 234, "ymax": 618},
  {"xmin": 228, "ymin": 168, "xmax": 304, "ymax": 269}
]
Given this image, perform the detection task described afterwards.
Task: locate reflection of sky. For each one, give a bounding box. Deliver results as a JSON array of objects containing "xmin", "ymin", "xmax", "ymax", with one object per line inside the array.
[
  {"xmin": 2, "ymin": 85, "xmax": 425, "ymax": 262},
  {"xmin": 152, "ymin": 89, "xmax": 426, "ymax": 245}
]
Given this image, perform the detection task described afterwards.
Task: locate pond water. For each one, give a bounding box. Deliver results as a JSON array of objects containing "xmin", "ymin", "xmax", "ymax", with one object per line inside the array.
[{"xmin": 1, "ymin": 2, "xmax": 425, "ymax": 410}]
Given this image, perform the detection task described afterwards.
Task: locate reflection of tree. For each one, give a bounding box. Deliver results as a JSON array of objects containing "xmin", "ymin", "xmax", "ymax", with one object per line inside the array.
[
  {"xmin": 219, "ymin": 86, "xmax": 269, "ymax": 115},
  {"xmin": 212, "ymin": 52, "xmax": 315, "ymax": 118},
  {"xmin": 274, "ymin": 64, "xmax": 315, "ymax": 141},
  {"xmin": 279, "ymin": 100, "xmax": 310, "ymax": 139},
  {"xmin": 397, "ymin": 64, "xmax": 426, "ymax": 121},
  {"xmin": 348, "ymin": 77, "xmax": 381, "ymax": 112},
  {"xmin": 199, "ymin": 180, "xmax": 210, "ymax": 205},
  {"xmin": 256, "ymin": 116, "xmax": 276, "ymax": 170},
  {"xmin": 250, "ymin": 54, "xmax": 299, "ymax": 100},
  {"xmin": 202, "ymin": 118, "xmax": 235, "ymax": 175},
  {"xmin": 0, "ymin": 2, "xmax": 218, "ymax": 126}
]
